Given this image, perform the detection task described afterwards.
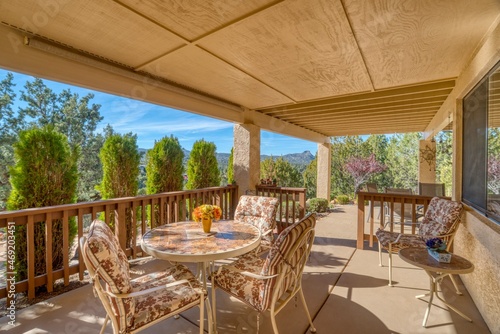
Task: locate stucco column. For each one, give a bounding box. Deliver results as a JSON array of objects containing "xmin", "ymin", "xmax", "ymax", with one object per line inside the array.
[
  {"xmin": 418, "ymin": 139, "xmax": 437, "ymax": 183},
  {"xmin": 316, "ymin": 142, "xmax": 331, "ymax": 201},
  {"xmin": 234, "ymin": 124, "xmax": 260, "ymax": 198}
]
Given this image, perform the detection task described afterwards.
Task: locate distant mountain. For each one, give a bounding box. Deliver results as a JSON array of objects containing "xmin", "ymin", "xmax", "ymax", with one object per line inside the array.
[
  {"xmin": 261, "ymin": 151, "xmax": 315, "ymax": 166},
  {"xmin": 140, "ymin": 149, "xmax": 315, "ymax": 168}
]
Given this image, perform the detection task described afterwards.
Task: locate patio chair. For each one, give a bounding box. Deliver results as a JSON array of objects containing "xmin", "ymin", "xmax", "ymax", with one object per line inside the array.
[
  {"xmin": 211, "ymin": 213, "xmax": 317, "ymax": 334},
  {"xmin": 375, "ymin": 197, "xmax": 463, "ymax": 286},
  {"xmin": 234, "ymin": 195, "xmax": 280, "ymax": 249},
  {"xmin": 419, "ymin": 182, "xmax": 445, "ymax": 197},
  {"xmin": 80, "ymin": 220, "xmax": 209, "ymax": 334},
  {"xmin": 384, "ymin": 188, "xmax": 423, "ymax": 222}
]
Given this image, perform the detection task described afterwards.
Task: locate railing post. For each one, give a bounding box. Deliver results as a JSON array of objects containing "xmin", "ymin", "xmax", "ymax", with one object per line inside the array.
[
  {"xmin": 115, "ymin": 203, "xmax": 127, "ymax": 252},
  {"xmin": 231, "ymin": 185, "xmax": 239, "ymax": 219},
  {"xmin": 357, "ymin": 192, "xmax": 365, "ymax": 250},
  {"xmin": 298, "ymin": 189, "xmax": 306, "ymax": 219}
]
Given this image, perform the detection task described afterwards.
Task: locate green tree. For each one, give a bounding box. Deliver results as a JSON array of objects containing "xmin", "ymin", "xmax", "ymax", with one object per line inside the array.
[
  {"xmin": 186, "ymin": 139, "xmax": 220, "ymax": 189},
  {"xmin": 0, "ymin": 73, "xmax": 21, "ymax": 210},
  {"xmin": 261, "ymin": 157, "xmax": 302, "ymax": 187},
  {"xmin": 146, "ymin": 135, "xmax": 184, "ymax": 194},
  {"xmin": 303, "ymin": 156, "xmax": 317, "ymax": 199},
  {"xmin": 227, "ymin": 147, "xmax": 234, "ymax": 184},
  {"xmin": 274, "ymin": 157, "xmax": 303, "ymax": 187},
  {"xmin": 435, "ymin": 131, "xmax": 453, "ymax": 196},
  {"xmin": 330, "ymin": 136, "xmax": 366, "ymax": 198},
  {"xmin": 17, "ymin": 77, "xmax": 105, "ymax": 202},
  {"xmin": 7, "ymin": 126, "xmax": 79, "ymax": 282},
  {"xmin": 386, "ymin": 133, "xmax": 421, "ymax": 191},
  {"xmin": 260, "ymin": 156, "xmax": 277, "ymax": 182},
  {"xmin": 365, "ymin": 135, "xmax": 390, "ymax": 189},
  {"xmin": 98, "ymin": 133, "xmax": 140, "ymax": 246}
]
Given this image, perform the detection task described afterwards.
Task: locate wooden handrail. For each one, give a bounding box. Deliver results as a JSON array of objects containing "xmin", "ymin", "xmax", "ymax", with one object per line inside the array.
[
  {"xmin": 0, "ymin": 185, "xmax": 238, "ymax": 300},
  {"xmin": 356, "ymin": 191, "xmax": 450, "ymax": 249},
  {"xmin": 255, "ymin": 185, "xmax": 306, "ymax": 232}
]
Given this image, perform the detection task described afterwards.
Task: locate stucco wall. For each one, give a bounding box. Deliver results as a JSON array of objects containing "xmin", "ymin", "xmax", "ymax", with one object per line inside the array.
[{"xmin": 454, "ymin": 208, "xmax": 500, "ymax": 333}]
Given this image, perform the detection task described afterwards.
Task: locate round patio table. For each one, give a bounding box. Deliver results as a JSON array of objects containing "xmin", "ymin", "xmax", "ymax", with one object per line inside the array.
[{"xmin": 399, "ymin": 247, "xmax": 474, "ymax": 327}]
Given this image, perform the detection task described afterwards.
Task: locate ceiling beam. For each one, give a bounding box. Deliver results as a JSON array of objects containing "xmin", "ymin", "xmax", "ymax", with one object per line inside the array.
[{"xmin": 0, "ymin": 24, "xmax": 329, "ymax": 145}]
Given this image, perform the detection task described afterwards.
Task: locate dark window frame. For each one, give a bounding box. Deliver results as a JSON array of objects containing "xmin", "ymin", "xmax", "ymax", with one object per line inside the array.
[{"xmin": 462, "ymin": 60, "xmax": 500, "ymax": 224}]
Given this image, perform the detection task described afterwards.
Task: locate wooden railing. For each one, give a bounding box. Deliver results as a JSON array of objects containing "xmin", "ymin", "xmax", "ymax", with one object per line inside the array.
[
  {"xmin": 255, "ymin": 185, "xmax": 306, "ymax": 232},
  {"xmin": 356, "ymin": 191, "xmax": 449, "ymax": 249},
  {"xmin": 0, "ymin": 185, "xmax": 238, "ymax": 300}
]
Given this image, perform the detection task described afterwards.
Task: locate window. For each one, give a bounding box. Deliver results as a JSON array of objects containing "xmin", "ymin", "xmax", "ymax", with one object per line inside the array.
[{"xmin": 462, "ymin": 61, "xmax": 500, "ymax": 223}]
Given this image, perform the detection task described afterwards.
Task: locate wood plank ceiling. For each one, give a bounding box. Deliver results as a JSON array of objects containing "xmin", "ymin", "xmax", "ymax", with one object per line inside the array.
[{"xmin": 1, "ymin": 0, "xmax": 499, "ymax": 138}]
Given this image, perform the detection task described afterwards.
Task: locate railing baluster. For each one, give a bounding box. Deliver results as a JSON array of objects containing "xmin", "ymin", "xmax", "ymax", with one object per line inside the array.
[
  {"xmin": 27, "ymin": 215, "xmax": 35, "ymax": 299},
  {"xmin": 45, "ymin": 212, "xmax": 53, "ymax": 293},
  {"xmin": 0, "ymin": 186, "xmax": 239, "ymax": 299},
  {"xmin": 78, "ymin": 208, "xmax": 84, "ymax": 281},
  {"xmin": 63, "ymin": 210, "xmax": 69, "ymax": 286}
]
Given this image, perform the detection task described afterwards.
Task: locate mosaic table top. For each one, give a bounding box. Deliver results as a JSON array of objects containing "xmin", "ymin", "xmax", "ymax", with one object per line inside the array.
[{"xmin": 141, "ymin": 220, "xmax": 261, "ymax": 263}]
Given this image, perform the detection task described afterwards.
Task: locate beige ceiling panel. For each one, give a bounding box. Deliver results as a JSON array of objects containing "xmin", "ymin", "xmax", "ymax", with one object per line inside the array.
[
  {"xmin": 199, "ymin": 0, "xmax": 372, "ymax": 102},
  {"xmin": 118, "ymin": 0, "xmax": 278, "ymax": 41},
  {"xmin": 143, "ymin": 45, "xmax": 292, "ymax": 109},
  {"xmin": 0, "ymin": 1, "xmax": 185, "ymax": 68},
  {"xmin": 344, "ymin": 0, "xmax": 500, "ymax": 89}
]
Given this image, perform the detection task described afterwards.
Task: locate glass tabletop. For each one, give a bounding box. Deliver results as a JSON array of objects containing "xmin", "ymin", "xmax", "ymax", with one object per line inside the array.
[{"xmin": 141, "ymin": 220, "xmax": 261, "ymax": 262}]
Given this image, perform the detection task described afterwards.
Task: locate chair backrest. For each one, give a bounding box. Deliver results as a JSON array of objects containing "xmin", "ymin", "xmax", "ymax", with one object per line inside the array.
[
  {"xmin": 385, "ymin": 188, "xmax": 412, "ymax": 195},
  {"xmin": 258, "ymin": 213, "xmax": 316, "ymax": 312},
  {"xmin": 234, "ymin": 195, "xmax": 279, "ymax": 243},
  {"xmin": 418, "ymin": 197, "xmax": 463, "ymax": 245},
  {"xmin": 419, "ymin": 182, "xmax": 445, "ymax": 197},
  {"xmin": 366, "ymin": 183, "xmax": 378, "ymax": 192},
  {"xmin": 80, "ymin": 220, "xmax": 134, "ymax": 330}
]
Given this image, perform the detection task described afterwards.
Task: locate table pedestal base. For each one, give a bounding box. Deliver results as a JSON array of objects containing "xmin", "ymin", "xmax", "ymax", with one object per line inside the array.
[{"xmin": 417, "ymin": 272, "xmax": 472, "ymax": 327}]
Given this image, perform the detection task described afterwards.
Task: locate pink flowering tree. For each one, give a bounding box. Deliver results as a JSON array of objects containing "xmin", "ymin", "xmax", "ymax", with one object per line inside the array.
[
  {"xmin": 488, "ymin": 156, "xmax": 500, "ymax": 194},
  {"xmin": 344, "ymin": 154, "xmax": 387, "ymax": 193}
]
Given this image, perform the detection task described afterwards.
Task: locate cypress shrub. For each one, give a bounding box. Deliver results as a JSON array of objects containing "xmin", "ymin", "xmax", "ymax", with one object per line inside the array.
[
  {"xmin": 186, "ymin": 139, "xmax": 220, "ymax": 190},
  {"xmin": 146, "ymin": 135, "xmax": 184, "ymax": 194},
  {"xmin": 97, "ymin": 133, "xmax": 140, "ymax": 247},
  {"xmin": 7, "ymin": 126, "xmax": 79, "ymax": 283},
  {"xmin": 227, "ymin": 147, "xmax": 234, "ymax": 184},
  {"xmin": 145, "ymin": 135, "xmax": 184, "ymax": 225}
]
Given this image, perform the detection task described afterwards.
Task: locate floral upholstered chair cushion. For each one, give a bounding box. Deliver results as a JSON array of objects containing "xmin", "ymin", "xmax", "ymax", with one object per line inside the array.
[
  {"xmin": 83, "ymin": 220, "xmax": 134, "ymax": 329},
  {"xmin": 418, "ymin": 197, "xmax": 463, "ymax": 237},
  {"xmin": 213, "ymin": 213, "xmax": 316, "ymax": 312},
  {"xmin": 234, "ymin": 195, "xmax": 279, "ymax": 245},
  {"xmin": 82, "ymin": 220, "xmax": 205, "ymax": 332},
  {"xmin": 376, "ymin": 197, "xmax": 463, "ymax": 249},
  {"xmin": 130, "ymin": 264, "xmax": 203, "ymax": 331}
]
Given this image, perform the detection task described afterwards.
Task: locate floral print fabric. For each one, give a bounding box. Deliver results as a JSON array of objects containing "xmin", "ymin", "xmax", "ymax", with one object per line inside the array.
[
  {"xmin": 83, "ymin": 220, "xmax": 203, "ymax": 333},
  {"xmin": 234, "ymin": 195, "xmax": 279, "ymax": 244},
  {"xmin": 84, "ymin": 220, "xmax": 134, "ymax": 330},
  {"xmin": 130, "ymin": 264, "xmax": 203, "ymax": 330},
  {"xmin": 376, "ymin": 197, "xmax": 463, "ymax": 252},
  {"xmin": 214, "ymin": 213, "xmax": 316, "ymax": 312}
]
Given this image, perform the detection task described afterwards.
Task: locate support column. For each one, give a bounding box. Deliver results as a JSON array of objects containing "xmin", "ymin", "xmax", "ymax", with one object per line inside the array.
[
  {"xmin": 419, "ymin": 139, "xmax": 437, "ymax": 183},
  {"xmin": 234, "ymin": 124, "xmax": 260, "ymax": 198},
  {"xmin": 316, "ymin": 142, "xmax": 331, "ymax": 201}
]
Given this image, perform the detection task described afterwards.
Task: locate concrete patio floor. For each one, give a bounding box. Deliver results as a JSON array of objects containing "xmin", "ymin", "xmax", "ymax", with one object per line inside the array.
[{"xmin": 0, "ymin": 205, "xmax": 491, "ymax": 333}]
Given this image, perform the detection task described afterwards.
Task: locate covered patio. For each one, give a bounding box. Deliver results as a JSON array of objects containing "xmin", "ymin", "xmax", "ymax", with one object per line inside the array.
[
  {"xmin": 1, "ymin": 1, "xmax": 500, "ymax": 332},
  {"xmin": 0, "ymin": 205, "xmax": 490, "ymax": 333}
]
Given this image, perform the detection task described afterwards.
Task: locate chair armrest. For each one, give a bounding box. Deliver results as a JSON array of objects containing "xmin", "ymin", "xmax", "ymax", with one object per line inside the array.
[
  {"xmin": 216, "ymin": 265, "xmax": 279, "ymax": 280},
  {"xmin": 106, "ymin": 279, "xmax": 197, "ymax": 299}
]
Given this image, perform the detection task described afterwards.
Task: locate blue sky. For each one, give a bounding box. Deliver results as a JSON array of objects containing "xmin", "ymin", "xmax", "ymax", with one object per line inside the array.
[{"xmin": 1, "ymin": 68, "xmax": 318, "ymax": 156}]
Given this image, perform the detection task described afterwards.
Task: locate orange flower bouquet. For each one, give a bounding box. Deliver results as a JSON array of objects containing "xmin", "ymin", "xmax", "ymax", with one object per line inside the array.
[{"xmin": 192, "ymin": 204, "xmax": 222, "ymax": 222}]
